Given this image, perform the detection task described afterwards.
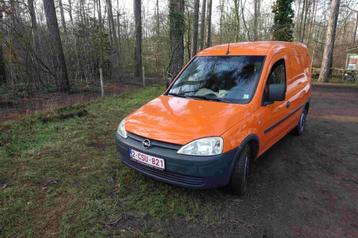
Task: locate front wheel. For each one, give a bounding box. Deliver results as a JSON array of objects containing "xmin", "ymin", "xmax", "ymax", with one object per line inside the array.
[
  {"xmin": 228, "ymin": 145, "xmax": 251, "ymax": 196},
  {"xmin": 293, "ymin": 108, "xmax": 308, "ymax": 135}
]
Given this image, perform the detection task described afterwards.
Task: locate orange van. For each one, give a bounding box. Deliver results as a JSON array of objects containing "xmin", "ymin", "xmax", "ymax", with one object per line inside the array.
[{"xmin": 116, "ymin": 41, "xmax": 311, "ymax": 195}]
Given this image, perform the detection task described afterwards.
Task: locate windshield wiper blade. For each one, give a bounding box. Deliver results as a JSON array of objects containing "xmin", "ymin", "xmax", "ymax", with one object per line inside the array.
[
  {"xmin": 168, "ymin": 93, "xmax": 188, "ymax": 98},
  {"xmin": 188, "ymin": 95, "xmax": 230, "ymax": 103}
]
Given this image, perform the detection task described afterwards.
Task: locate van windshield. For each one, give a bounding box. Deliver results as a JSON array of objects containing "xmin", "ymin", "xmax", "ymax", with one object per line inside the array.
[{"xmin": 167, "ymin": 56, "xmax": 265, "ymax": 104}]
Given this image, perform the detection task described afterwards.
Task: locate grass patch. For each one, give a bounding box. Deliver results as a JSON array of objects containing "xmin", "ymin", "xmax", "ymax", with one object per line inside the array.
[{"xmin": 0, "ymin": 85, "xmax": 224, "ymax": 237}]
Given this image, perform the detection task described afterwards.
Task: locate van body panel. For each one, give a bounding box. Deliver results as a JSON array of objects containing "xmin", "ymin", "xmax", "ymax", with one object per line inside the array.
[
  {"xmin": 125, "ymin": 95, "xmax": 250, "ymax": 146},
  {"xmin": 116, "ymin": 41, "xmax": 312, "ymax": 189}
]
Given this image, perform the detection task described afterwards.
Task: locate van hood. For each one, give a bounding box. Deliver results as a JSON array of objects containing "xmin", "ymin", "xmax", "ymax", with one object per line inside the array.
[{"xmin": 125, "ymin": 95, "xmax": 249, "ymax": 145}]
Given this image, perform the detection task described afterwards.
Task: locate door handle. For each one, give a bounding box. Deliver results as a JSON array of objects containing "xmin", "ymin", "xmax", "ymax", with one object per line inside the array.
[{"xmin": 286, "ymin": 101, "xmax": 291, "ymax": 108}]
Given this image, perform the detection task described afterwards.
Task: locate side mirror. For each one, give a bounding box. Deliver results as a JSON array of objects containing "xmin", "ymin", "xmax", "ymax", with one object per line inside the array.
[{"xmin": 267, "ymin": 84, "xmax": 285, "ymax": 102}]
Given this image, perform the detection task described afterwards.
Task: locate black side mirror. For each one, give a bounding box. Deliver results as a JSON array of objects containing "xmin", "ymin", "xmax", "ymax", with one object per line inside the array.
[{"xmin": 266, "ymin": 84, "xmax": 285, "ymax": 103}]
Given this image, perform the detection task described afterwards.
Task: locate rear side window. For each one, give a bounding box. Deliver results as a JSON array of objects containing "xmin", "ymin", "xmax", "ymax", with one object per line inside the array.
[{"xmin": 264, "ymin": 59, "xmax": 286, "ymax": 101}]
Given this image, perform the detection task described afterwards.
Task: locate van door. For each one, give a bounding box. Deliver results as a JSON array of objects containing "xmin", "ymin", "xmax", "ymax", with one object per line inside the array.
[
  {"xmin": 285, "ymin": 53, "xmax": 310, "ymax": 130},
  {"xmin": 259, "ymin": 59, "xmax": 290, "ymax": 152}
]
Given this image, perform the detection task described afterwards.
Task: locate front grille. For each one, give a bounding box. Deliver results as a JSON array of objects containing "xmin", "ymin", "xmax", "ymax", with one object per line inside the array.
[
  {"xmin": 122, "ymin": 155, "xmax": 205, "ymax": 187},
  {"xmin": 128, "ymin": 132, "xmax": 181, "ymax": 151}
]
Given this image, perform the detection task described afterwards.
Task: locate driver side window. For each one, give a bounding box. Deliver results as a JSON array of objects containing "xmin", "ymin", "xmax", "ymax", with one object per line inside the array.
[{"xmin": 264, "ymin": 59, "xmax": 286, "ymax": 101}]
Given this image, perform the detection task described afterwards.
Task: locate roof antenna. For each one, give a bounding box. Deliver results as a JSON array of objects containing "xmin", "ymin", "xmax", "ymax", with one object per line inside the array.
[{"xmin": 226, "ymin": 43, "xmax": 230, "ymax": 55}]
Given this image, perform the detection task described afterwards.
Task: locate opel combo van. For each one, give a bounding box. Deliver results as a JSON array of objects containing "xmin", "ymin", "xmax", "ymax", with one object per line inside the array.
[{"xmin": 116, "ymin": 41, "xmax": 311, "ymax": 195}]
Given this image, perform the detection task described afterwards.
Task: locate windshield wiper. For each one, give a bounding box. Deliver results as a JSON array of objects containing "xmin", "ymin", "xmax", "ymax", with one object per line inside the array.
[
  {"xmin": 188, "ymin": 95, "xmax": 230, "ymax": 103},
  {"xmin": 167, "ymin": 93, "xmax": 188, "ymax": 98}
]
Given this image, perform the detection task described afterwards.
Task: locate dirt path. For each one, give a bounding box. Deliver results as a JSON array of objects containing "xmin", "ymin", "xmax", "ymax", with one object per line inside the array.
[{"xmin": 164, "ymin": 84, "xmax": 358, "ymax": 238}]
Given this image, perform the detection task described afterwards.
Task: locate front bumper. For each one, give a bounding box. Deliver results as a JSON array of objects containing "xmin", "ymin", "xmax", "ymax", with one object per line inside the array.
[{"xmin": 115, "ymin": 133, "xmax": 241, "ymax": 189}]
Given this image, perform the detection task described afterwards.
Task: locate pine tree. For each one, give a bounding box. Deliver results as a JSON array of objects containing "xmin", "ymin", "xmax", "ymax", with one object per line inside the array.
[{"xmin": 272, "ymin": 0, "xmax": 294, "ymax": 41}]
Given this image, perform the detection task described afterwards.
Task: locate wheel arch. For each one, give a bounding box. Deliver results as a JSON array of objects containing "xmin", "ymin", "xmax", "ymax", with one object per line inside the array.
[
  {"xmin": 238, "ymin": 134, "xmax": 260, "ymax": 161},
  {"xmin": 305, "ymin": 101, "xmax": 310, "ymax": 112}
]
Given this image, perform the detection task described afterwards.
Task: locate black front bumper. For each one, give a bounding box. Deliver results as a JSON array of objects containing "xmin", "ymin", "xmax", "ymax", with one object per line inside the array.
[{"xmin": 115, "ymin": 132, "xmax": 241, "ymax": 189}]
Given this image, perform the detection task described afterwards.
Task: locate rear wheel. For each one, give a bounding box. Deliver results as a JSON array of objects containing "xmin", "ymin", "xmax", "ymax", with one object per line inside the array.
[
  {"xmin": 294, "ymin": 108, "xmax": 308, "ymax": 135},
  {"xmin": 228, "ymin": 145, "xmax": 251, "ymax": 196}
]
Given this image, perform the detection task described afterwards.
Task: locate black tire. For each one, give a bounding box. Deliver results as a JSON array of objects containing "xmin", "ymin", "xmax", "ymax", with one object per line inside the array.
[
  {"xmin": 228, "ymin": 145, "xmax": 251, "ymax": 196},
  {"xmin": 293, "ymin": 108, "xmax": 308, "ymax": 135}
]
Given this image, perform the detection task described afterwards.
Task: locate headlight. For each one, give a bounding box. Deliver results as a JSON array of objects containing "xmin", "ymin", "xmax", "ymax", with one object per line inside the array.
[
  {"xmin": 177, "ymin": 137, "xmax": 223, "ymax": 156},
  {"xmin": 117, "ymin": 119, "xmax": 127, "ymax": 138}
]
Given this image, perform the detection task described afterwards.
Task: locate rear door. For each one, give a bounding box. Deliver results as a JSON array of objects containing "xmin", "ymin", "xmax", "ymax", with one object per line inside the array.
[{"xmin": 285, "ymin": 51, "xmax": 311, "ymax": 130}]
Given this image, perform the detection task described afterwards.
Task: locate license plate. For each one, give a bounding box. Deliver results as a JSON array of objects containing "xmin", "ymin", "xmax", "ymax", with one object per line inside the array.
[{"xmin": 129, "ymin": 149, "xmax": 165, "ymax": 170}]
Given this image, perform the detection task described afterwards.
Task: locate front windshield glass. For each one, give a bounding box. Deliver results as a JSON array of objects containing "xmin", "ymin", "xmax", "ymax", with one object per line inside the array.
[{"xmin": 167, "ymin": 56, "xmax": 265, "ymax": 104}]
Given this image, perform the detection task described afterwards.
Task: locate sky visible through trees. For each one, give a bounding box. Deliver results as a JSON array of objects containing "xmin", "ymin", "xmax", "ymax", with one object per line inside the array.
[{"xmin": 0, "ymin": 0, "xmax": 357, "ymax": 96}]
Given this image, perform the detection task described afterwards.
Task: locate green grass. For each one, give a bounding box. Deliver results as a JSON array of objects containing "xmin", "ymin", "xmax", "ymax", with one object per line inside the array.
[{"xmin": 0, "ymin": 85, "xmax": 225, "ymax": 237}]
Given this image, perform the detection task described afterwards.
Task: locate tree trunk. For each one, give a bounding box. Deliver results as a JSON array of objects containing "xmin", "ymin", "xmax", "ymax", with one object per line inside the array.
[
  {"xmin": 353, "ymin": 12, "xmax": 358, "ymax": 45},
  {"xmin": 0, "ymin": 10, "xmax": 5, "ymax": 84},
  {"xmin": 106, "ymin": 0, "xmax": 120, "ymax": 67},
  {"xmin": 253, "ymin": 0, "xmax": 260, "ymax": 40},
  {"xmin": 300, "ymin": 0, "xmax": 310, "ymax": 42},
  {"xmin": 241, "ymin": 0, "xmax": 250, "ymax": 40},
  {"xmin": 97, "ymin": 0, "xmax": 103, "ymax": 27},
  {"xmin": 106, "ymin": 0, "xmax": 116, "ymax": 45},
  {"xmin": 28, "ymin": 0, "xmax": 43, "ymax": 88},
  {"xmin": 43, "ymin": 0, "xmax": 70, "ymax": 92},
  {"xmin": 191, "ymin": 0, "xmax": 200, "ymax": 55},
  {"xmin": 307, "ymin": 0, "xmax": 317, "ymax": 47},
  {"xmin": 134, "ymin": 0, "xmax": 142, "ymax": 79},
  {"xmin": 298, "ymin": 0, "xmax": 306, "ymax": 41},
  {"xmin": 168, "ymin": 0, "xmax": 185, "ymax": 79},
  {"xmin": 28, "ymin": 0, "xmax": 40, "ymax": 50},
  {"xmin": 199, "ymin": 0, "xmax": 206, "ymax": 50},
  {"xmin": 58, "ymin": 0, "xmax": 67, "ymax": 34},
  {"xmin": 219, "ymin": 0, "xmax": 224, "ymax": 43},
  {"xmin": 318, "ymin": 0, "xmax": 340, "ymax": 82},
  {"xmin": 206, "ymin": 0, "xmax": 212, "ymax": 47},
  {"xmin": 68, "ymin": 0, "xmax": 74, "ymax": 25},
  {"xmin": 186, "ymin": 5, "xmax": 192, "ymax": 60},
  {"xmin": 234, "ymin": 0, "xmax": 240, "ymax": 41},
  {"xmin": 155, "ymin": 0, "xmax": 160, "ymax": 73}
]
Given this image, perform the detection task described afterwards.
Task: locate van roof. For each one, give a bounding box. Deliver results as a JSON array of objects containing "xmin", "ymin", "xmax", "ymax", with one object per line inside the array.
[{"xmin": 196, "ymin": 41, "xmax": 307, "ymax": 56}]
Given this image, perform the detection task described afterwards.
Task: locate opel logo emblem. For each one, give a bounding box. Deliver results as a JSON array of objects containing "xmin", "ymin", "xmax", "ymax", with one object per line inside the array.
[{"xmin": 142, "ymin": 139, "xmax": 151, "ymax": 149}]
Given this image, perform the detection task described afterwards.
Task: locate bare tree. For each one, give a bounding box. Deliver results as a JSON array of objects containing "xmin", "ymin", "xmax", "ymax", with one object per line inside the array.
[
  {"xmin": 27, "ymin": 0, "xmax": 43, "ymax": 86},
  {"xmin": 43, "ymin": 0, "xmax": 70, "ymax": 92},
  {"xmin": 0, "ymin": 10, "xmax": 5, "ymax": 84},
  {"xmin": 186, "ymin": 4, "xmax": 192, "ymax": 60},
  {"xmin": 168, "ymin": 0, "xmax": 185, "ymax": 79},
  {"xmin": 106, "ymin": 0, "xmax": 120, "ymax": 67},
  {"xmin": 241, "ymin": 0, "xmax": 251, "ymax": 40},
  {"xmin": 354, "ymin": 12, "xmax": 358, "ymax": 44},
  {"xmin": 219, "ymin": 0, "xmax": 225, "ymax": 43},
  {"xmin": 28, "ymin": 0, "xmax": 40, "ymax": 52},
  {"xmin": 191, "ymin": 0, "xmax": 200, "ymax": 55},
  {"xmin": 234, "ymin": 0, "xmax": 240, "ymax": 41},
  {"xmin": 253, "ymin": 0, "xmax": 261, "ymax": 40},
  {"xmin": 68, "ymin": 0, "xmax": 74, "ymax": 25},
  {"xmin": 58, "ymin": 0, "xmax": 67, "ymax": 34},
  {"xmin": 206, "ymin": 0, "xmax": 212, "ymax": 47},
  {"xmin": 97, "ymin": 0, "xmax": 103, "ymax": 28},
  {"xmin": 318, "ymin": 0, "xmax": 341, "ymax": 82},
  {"xmin": 134, "ymin": 0, "xmax": 142, "ymax": 79},
  {"xmin": 199, "ymin": 0, "xmax": 206, "ymax": 49}
]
